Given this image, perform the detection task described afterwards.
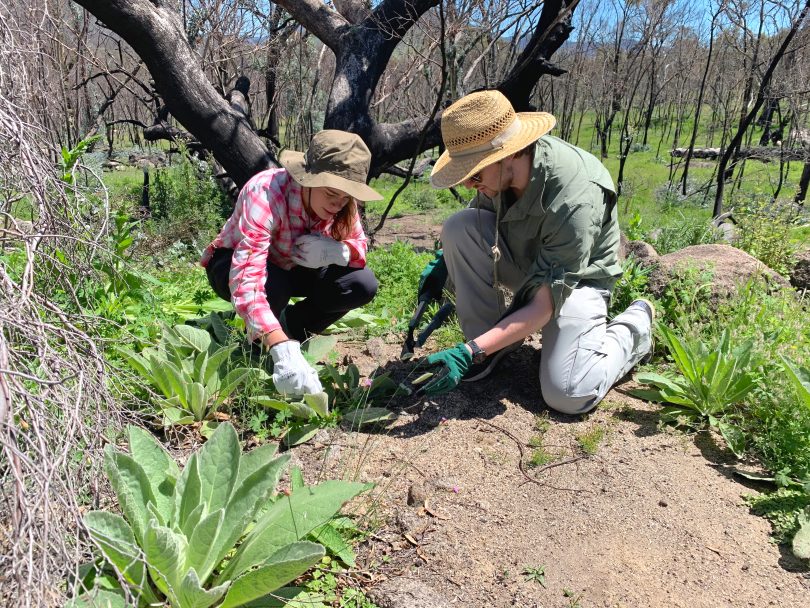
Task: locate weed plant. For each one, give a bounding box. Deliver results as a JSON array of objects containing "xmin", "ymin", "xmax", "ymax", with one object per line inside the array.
[
  {"xmin": 144, "ymin": 149, "xmax": 231, "ymax": 254},
  {"xmin": 731, "ymin": 194, "xmax": 804, "ymax": 275}
]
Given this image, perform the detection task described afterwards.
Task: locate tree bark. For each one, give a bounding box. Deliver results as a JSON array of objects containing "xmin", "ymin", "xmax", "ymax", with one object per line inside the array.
[{"xmin": 72, "ymin": 0, "xmax": 275, "ymax": 187}]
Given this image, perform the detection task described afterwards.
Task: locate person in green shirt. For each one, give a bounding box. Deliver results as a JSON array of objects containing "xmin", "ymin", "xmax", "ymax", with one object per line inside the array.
[{"xmin": 417, "ymin": 90, "xmax": 654, "ymax": 415}]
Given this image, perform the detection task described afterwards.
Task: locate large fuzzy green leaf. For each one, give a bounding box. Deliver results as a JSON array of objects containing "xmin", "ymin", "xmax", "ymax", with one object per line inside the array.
[
  {"xmin": 236, "ymin": 443, "xmax": 279, "ymax": 487},
  {"xmin": 303, "ymin": 393, "xmax": 329, "ymax": 417},
  {"xmin": 202, "ymin": 344, "xmax": 238, "ymax": 385},
  {"xmin": 64, "ymin": 588, "xmax": 127, "ymax": 608},
  {"xmin": 115, "ymin": 347, "xmax": 151, "ymax": 381},
  {"xmin": 187, "ymin": 382, "xmax": 209, "ymax": 421},
  {"xmin": 219, "ymin": 481, "xmax": 370, "ymax": 582},
  {"xmin": 104, "ymin": 446, "xmax": 156, "ymax": 546},
  {"xmin": 308, "ymin": 521, "xmax": 355, "ymax": 566},
  {"xmin": 83, "ymin": 511, "xmax": 154, "ymax": 600},
  {"xmin": 127, "ymin": 426, "xmax": 180, "ymax": 524},
  {"xmin": 176, "ymin": 568, "xmax": 230, "ymax": 608},
  {"xmin": 185, "ymin": 508, "xmax": 224, "ymax": 576},
  {"xmin": 213, "ymin": 367, "xmax": 256, "ymax": 407},
  {"xmin": 781, "ymin": 355, "xmax": 810, "ymax": 410},
  {"xmin": 219, "ymin": 542, "xmax": 325, "ymax": 608},
  {"xmin": 176, "ymin": 453, "xmax": 202, "ymax": 531},
  {"xmin": 793, "ymin": 510, "xmax": 810, "ymax": 560},
  {"xmin": 302, "ymin": 335, "xmax": 337, "ymax": 363},
  {"xmin": 171, "ymin": 324, "xmax": 212, "ymax": 353},
  {"xmin": 203, "ymin": 455, "xmax": 291, "ymax": 581},
  {"xmin": 197, "ymin": 422, "xmax": 240, "ymax": 515},
  {"xmin": 142, "ymin": 519, "xmax": 188, "ymax": 599},
  {"xmin": 341, "ymin": 407, "xmax": 395, "ymax": 428}
]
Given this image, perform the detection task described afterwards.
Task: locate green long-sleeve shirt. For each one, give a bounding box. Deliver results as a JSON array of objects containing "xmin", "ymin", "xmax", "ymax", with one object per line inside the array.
[{"xmin": 474, "ymin": 135, "xmax": 622, "ymax": 317}]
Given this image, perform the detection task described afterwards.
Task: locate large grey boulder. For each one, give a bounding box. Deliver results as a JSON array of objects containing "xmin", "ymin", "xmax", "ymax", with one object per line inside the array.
[{"xmin": 642, "ymin": 244, "xmax": 790, "ymax": 300}]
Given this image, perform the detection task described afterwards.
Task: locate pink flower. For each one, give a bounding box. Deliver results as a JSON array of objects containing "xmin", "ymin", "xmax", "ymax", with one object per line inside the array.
[
  {"xmin": 361, "ymin": 378, "xmax": 373, "ymax": 387},
  {"xmin": 440, "ymin": 417, "xmax": 448, "ymax": 425},
  {"xmin": 451, "ymin": 485, "xmax": 460, "ymax": 493}
]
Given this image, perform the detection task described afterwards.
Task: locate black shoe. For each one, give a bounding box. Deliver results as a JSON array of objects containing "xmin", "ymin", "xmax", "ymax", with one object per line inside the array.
[{"xmin": 462, "ymin": 341, "xmax": 523, "ymax": 383}]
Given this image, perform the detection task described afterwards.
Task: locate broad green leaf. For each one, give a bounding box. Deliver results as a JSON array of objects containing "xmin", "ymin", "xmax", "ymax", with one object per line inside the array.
[
  {"xmin": 83, "ymin": 512, "xmax": 151, "ymax": 598},
  {"xmin": 341, "ymin": 407, "xmax": 395, "ymax": 428},
  {"xmin": 171, "ymin": 324, "xmax": 212, "ymax": 353},
  {"xmin": 182, "ymin": 503, "xmax": 206, "ymax": 540},
  {"xmin": 127, "ymin": 426, "xmax": 180, "ymax": 524},
  {"xmin": 208, "ymin": 312, "xmax": 231, "ymax": 345},
  {"xmin": 104, "ymin": 447, "xmax": 156, "ymax": 546},
  {"xmin": 625, "ymin": 387, "xmax": 669, "ymax": 402},
  {"xmin": 176, "ymin": 568, "xmax": 230, "ymax": 608},
  {"xmin": 716, "ymin": 420, "xmax": 746, "ymax": 457},
  {"xmin": 202, "ymin": 344, "xmax": 238, "ymax": 385},
  {"xmin": 303, "ymin": 392, "xmax": 329, "ymax": 417},
  {"xmin": 661, "ymin": 326, "xmax": 698, "ymax": 384},
  {"xmin": 308, "ymin": 521, "xmax": 355, "ymax": 566},
  {"xmin": 148, "ymin": 353, "xmax": 178, "ymax": 399},
  {"xmin": 214, "ymin": 367, "xmax": 256, "ymax": 407},
  {"xmin": 203, "ymin": 455, "xmax": 291, "ymax": 581},
  {"xmin": 176, "ymin": 453, "xmax": 202, "ymax": 530},
  {"xmin": 251, "ymin": 396, "xmax": 293, "ymax": 412},
  {"xmin": 781, "ymin": 355, "xmax": 810, "ymax": 410},
  {"xmin": 792, "ymin": 511, "xmax": 810, "ymax": 560},
  {"xmin": 220, "ymin": 481, "xmax": 370, "ymax": 582},
  {"xmin": 241, "ymin": 587, "xmax": 330, "ymax": 607},
  {"xmin": 290, "ymin": 467, "xmax": 305, "ymax": 491},
  {"xmin": 302, "ymin": 335, "xmax": 337, "ymax": 364},
  {"xmin": 197, "ymin": 422, "xmax": 240, "ymax": 515},
  {"xmin": 282, "ymin": 423, "xmax": 320, "ymax": 447},
  {"xmin": 193, "ymin": 349, "xmax": 210, "ymax": 385},
  {"xmin": 142, "ymin": 520, "xmax": 187, "ymax": 599},
  {"xmin": 287, "ymin": 401, "xmax": 317, "ymax": 420},
  {"xmin": 200, "ymin": 420, "xmax": 220, "ymax": 438},
  {"xmin": 162, "ymin": 404, "xmax": 195, "ymax": 427},
  {"xmin": 634, "ymin": 372, "xmax": 688, "ymax": 396},
  {"xmin": 188, "ymin": 382, "xmax": 209, "ymax": 421},
  {"xmin": 185, "ymin": 508, "xmax": 224, "ymax": 576},
  {"xmin": 115, "ymin": 347, "xmax": 151, "ymax": 380},
  {"xmin": 64, "ymin": 588, "xmax": 127, "ymax": 608},
  {"xmin": 237, "ymin": 443, "xmax": 279, "ymax": 487},
  {"xmin": 220, "ymin": 542, "xmax": 325, "ymax": 608}
]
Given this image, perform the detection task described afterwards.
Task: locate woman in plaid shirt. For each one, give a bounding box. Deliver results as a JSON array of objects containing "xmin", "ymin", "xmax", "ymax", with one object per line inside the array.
[{"xmin": 201, "ymin": 130, "xmax": 383, "ymax": 397}]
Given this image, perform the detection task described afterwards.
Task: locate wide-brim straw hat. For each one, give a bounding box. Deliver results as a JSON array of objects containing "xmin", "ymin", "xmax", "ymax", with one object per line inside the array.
[
  {"xmin": 430, "ymin": 90, "xmax": 556, "ymax": 189},
  {"xmin": 280, "ymin": 129, "xmax": 383, "ymax": 201}
]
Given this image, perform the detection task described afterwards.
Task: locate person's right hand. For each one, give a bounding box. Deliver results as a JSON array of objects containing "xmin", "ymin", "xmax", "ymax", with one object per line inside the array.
[
  {"xmin": 417, "ymin": 250, "xmax": 447, "ymax": 302},
  {"xmin": 268, "ymin": 340, "xmax": 323, "ymax": 396}
]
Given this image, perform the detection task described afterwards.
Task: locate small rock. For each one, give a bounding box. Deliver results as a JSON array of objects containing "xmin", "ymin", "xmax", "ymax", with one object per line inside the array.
[
  {"xmin": 407, "ymin": 482, "xmax": 428, "ymax": 507},
  {"xmin": 364, "ymin": 337, "xmax": 387, "ymax": 359},
  {"xmin": 659, "ymin": 499, "xmax": 668, "ymax": 507}
]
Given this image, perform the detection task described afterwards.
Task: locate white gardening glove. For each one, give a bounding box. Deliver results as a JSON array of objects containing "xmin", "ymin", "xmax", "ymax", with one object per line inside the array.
[
  {"xmin": 291, "ymin": 233, "xmax": 350, "ymax": 268},
  {"xmin": 268, "ymin": 340, "xmax": 323, "ymax": 397}
]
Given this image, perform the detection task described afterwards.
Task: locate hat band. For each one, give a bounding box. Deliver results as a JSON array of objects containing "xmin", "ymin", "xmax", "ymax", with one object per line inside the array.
[{"xmin": 449, "ymin": 117, "xmax": 523, "ymax": 158}]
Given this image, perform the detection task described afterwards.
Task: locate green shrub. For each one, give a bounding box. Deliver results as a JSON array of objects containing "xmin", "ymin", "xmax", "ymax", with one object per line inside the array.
[
  {"xmin": 70, "ymin": 423, "xmax": 370, "ymax": 607},
  {"xmin": 148, "ymin": 149, "xmax": 231, "ymax": 249},
  {"xmin": 366, "ymin": 241, "xmax": 433, "ymax": 331},
  {"xmin": 732, "ymin": 196, "xmax": 802, "ymax": 275},
  {"xmin": 609, "ymin": 257, "xmax": 651, "ymax": 318}
]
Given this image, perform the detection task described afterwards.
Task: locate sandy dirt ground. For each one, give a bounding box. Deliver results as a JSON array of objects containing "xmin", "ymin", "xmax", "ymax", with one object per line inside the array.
[{"xmin": 286, "ymin": 215, "xmax": 810, "ymax": 607}]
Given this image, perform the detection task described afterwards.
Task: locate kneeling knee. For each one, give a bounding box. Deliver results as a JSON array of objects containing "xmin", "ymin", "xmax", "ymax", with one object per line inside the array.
[
  {"xmin": 440, "ymin": 209, "xmax": 477, "ymax": 250},
  {"xmin": 352, "ymin": 269, "xmax": 378, "ymax": 305},
  {"xmin": 541, "ymin": 384, "xmax": 598, "ymax": 416}
]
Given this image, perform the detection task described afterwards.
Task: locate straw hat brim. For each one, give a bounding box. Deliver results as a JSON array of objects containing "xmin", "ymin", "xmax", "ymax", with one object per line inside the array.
[
  {"xmin": 430, "ymin": 112, "xmax": 556, "ymax": 189},
  {"xmin": 279, "ymin": 150, "xmax": 383, "ymax": 201}
]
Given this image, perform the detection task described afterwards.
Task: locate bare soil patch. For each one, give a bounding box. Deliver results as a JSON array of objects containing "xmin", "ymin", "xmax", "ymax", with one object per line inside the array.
[{"xmin": 292, "ymin": 335, "xmax": 810, "ymax": 607}]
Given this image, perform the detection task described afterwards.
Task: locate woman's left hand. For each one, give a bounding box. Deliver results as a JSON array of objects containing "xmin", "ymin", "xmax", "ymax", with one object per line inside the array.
[{"xmin": 291, "ymin": 234, "xmax": 350, "ymax": 268}]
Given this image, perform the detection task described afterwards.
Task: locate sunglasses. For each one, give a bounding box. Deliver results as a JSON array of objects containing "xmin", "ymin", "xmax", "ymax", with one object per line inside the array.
[{"xmin": 468, "ymin": 171, "xmax": 482, "ymax": 184}]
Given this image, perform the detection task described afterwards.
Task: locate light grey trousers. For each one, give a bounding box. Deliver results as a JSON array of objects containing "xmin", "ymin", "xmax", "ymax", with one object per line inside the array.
[{"xmin": 442, "ymin": 208, "xmax": 652, "ymax": 415}]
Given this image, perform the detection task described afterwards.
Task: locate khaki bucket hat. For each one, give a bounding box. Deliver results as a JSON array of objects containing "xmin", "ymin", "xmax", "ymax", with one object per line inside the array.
[
  {"xmin": 430, "ymin": 90, "xmax": 556, "ymax": 189},
  {"xmin": 280, "ymin": 130, "xmax": 383, "ymax": 201}
]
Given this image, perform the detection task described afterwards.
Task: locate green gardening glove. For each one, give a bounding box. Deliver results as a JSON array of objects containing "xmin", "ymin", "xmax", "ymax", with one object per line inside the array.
[
  {"xmin": 417, "ymin": 250, "xmax": 448, "ymax": 302},
  {"xmin": 420, "ymin": 343, "xmax": 472, "ymax": 395}
]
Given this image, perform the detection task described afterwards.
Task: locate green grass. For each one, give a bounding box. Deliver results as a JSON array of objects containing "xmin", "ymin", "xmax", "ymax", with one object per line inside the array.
[{"xmin": 576, "ymin": 425, "xmax": 607, "ymax": 456}]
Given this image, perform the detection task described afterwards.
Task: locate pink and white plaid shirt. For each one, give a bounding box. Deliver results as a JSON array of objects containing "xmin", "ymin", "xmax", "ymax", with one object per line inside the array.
[{"xmin": 200, "ymin": 168, "xmax": 368, "ymax": 341}]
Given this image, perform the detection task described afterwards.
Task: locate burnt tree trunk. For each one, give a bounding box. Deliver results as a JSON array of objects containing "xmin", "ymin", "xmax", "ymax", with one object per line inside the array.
[{"xmin": 72, "ymin": 0, "xmax": 578, "ymax": 189}]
